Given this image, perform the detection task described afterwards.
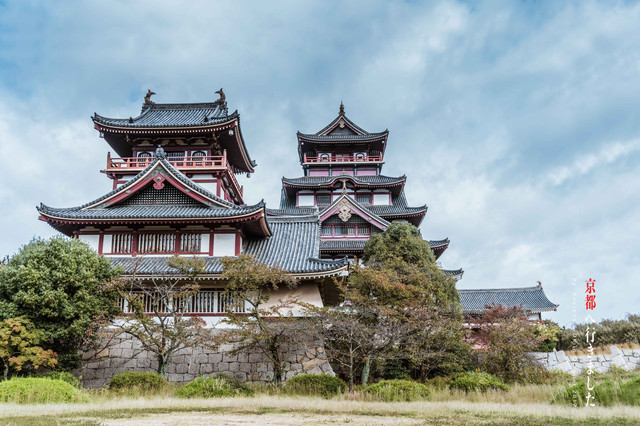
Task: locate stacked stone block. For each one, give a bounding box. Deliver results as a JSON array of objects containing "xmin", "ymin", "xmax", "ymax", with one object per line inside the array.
[
  {"xmin": 530, "ymin": 346, "xmax": 640, "ymax": 375},
  {"xmin": 77, "ymin": 334, "xmax": 334, "ymax": 388}
]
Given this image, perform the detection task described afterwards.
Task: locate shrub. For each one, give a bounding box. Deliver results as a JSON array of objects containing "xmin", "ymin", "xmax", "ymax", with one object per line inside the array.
[
  {"xmin": 364, "ymin": 379, "xmax": 431, "ymax": 402},
  {"xmin": 0, "ymin": 378, "xmax": 88, "ymax": 404},
  {"xmin": 553, "ymin": 379, "xmax": 623, "ymax": 407},
  {"xmin": 32, "ymin": 371, "xmax": 81, "ymax": 388},
  {"xmin": 283, "ymin": 373, "xmax": 346, "ymax": 398},
  {"xmin": 425, "ymin": 375, "xmax": 452, "ymax": 390},
  {"xmin": 618, "ymin": 377, "xmax": 640, "ymax": 406},
  {"xmin": 383, "ymin": 358, "xmax": 410, "ymax": 380},
  {"xmin": 449, "ymin": 372, "xmax": 509, "ymax": 393},
  {"xmin": 175, "ymin": 375, "xmax": 254, "ymax": 398},
  {"xmin": 108, "ymin": 371, "xmax": 168, "ymax": 393}
]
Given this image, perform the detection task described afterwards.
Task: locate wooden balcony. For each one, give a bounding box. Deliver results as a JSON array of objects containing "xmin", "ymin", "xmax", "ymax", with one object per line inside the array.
[
  {"xmin": 106, "ymin": 151, "xmax": 243, "ymax": 200},
  {"xmin": 107, "ymin": 153, "xmax": 230, "ymax": 171},
  {"xmin": 303, "ymin": 154, "xmax": 383, "ymax": 164}
]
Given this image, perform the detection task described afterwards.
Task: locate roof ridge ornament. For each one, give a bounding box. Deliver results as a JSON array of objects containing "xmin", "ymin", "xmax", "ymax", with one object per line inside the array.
[
  {"xmin": 339, "ymin": 101, "xmax": 345, "ymax": 116},
  {"xmin": 144, "ymin": 90, "xmax": 156, "ymax": 105},
  {"xmin": 214, "ymin": 88, "xmax": 228, "ymax": 115},
  {"xmin": 215, "ymin": 88, "xmax": 226, "ymax": 104},
  {"xmin": 155, "ymin": 145, "xmax": 166, "ymax": 159}
]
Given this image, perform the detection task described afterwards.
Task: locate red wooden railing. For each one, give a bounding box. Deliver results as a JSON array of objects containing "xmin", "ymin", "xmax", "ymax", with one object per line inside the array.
[
  {"xmin": 107, "ymin": 153, "xmax": 228, "ymax": 170},
  {"xmin": 106, "ymin": 151, "xmax": 243, "ymax": 198},
  {"xmin": 303, "ymin": 154, "xmax": 383, "ymax": 163}
]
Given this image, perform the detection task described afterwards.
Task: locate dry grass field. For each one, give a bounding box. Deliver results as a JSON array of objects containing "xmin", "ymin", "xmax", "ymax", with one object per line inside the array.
[{"xmin": 1, "ymin": 394, "xmax": 640, "ymax": 425}]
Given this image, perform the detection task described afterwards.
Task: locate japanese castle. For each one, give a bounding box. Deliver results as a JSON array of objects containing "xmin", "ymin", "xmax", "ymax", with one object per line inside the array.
[{"xmin": 37, "ymin": 91, "xmax": 558, "ymax": 319}]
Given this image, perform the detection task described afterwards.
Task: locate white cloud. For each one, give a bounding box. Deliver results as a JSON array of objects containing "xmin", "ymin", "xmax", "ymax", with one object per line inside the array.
[{"xmin": 0, "ymin": 1, "xmax": 639, "ymax": 326}]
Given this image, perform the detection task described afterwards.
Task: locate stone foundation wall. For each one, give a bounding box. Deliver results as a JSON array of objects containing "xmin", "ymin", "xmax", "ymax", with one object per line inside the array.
[
  {"xmin": 77, "ymin": 334, "xmax": 334, "ymax": 388},
  {"xmin": 530, "ymin": 346, "xmax": 640, "ymax": 374}
]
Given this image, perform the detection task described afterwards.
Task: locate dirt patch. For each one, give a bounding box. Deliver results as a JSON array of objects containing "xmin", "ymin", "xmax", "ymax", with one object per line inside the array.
[{"xmin": 89, "ymin": 411, "xmax": 423, "ymax": 425}]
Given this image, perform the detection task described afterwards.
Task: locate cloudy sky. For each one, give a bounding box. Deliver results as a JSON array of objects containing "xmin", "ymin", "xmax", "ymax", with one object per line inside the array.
[{"xmin": 1, "ymin": 1, "xmax": 638, "ymax": 327}]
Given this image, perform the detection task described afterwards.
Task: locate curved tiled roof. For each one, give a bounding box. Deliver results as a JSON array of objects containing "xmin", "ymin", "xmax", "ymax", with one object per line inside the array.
[
  {"xmin": 320, "ymin": 240, "xmax": 367, "ymax": 250},
  {"xmin": 458, "ymin": 286, "xmax": 559, "ymax": 314},
  {"xmin": 267, "ymin": 207, "xmax": 318, "ymax": 216},
  {"xmin": 367, "ymin": 205, "xmax": 428, "ymax": 216},
  {"xmin": 282, "ymin": 175, "xmax": 405, "ymax": 187},
  {"xmin": 93, "ymin": 102, "xmax": 235, "ymax": 128},
  {"xmin": 38, "ymin": 204, "xmax": 265, "ymax": 220},
  {"xmin": 297, "ymin": 131, "xmax": 389, "ymax": 142},
  {"xmin": 429, "ymin": 239, "xmax": 450, "ymax": 249},
  {"xmin": 109, "ymin": 215, "xmax": 349, "ymax": 276}
]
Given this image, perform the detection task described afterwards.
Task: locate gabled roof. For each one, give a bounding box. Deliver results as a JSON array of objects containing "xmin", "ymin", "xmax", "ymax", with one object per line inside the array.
[
  {"xmin": 319, "ymin": 193, "xmax": 390, "ymax": 231},
  {"xmin": 296, "ymin": 104, "xmax": 389, "ymax": 162},
  {"xmin": 443, "ymin": 268, "xmax": 464, "ymax": 281},
  {"xmin": 38, "ymin": 147, "xmax": 270, "ymax": 237},
  {"xmin": 429, "ymin": 238, "xmax": 449, "ymax": 260},
  {"xmin": 92, "ymin": 94, "xmax": 256, "ymax": 173},
  {"xmin": 282, "ymin": 175, "xmax": 406, "ymax": 195},
  {"xmin": 109, "ymin": 215, "xmax": 349, "ymax": 277},
  {"xmin": 458, "ymin": 285, "xmax": 559, "ymax": 314},
  {"xmin": 93, "ymin": 102, "xmax": 233, "ymax": 128}
]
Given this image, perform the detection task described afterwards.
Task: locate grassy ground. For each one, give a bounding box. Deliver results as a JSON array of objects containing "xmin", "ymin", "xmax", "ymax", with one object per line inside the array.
[
  {"xmin": 1, "ymin": 393, "xmax": 640, "ymax": 425},
  {"xmin": 1, "ymin": 370, "xmax": 638, "ymax": 425}
]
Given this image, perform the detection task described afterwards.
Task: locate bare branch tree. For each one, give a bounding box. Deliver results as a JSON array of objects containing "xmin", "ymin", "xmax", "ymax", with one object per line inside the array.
[{"xmin": 114, "ymin": 256, "xmax": 213, "ymax": 377}]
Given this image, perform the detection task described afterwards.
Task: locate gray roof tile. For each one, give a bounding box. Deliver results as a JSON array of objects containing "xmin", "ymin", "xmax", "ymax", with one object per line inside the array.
[
  {"xmin": 37, "ymin": 151, "xmax": 263, "ymax": 220},
  {"xmin": 93, "ymin": 102, "xmax": 235, "ymax": 128},
  {"xmin": 458, "ymin": 286, "xmax": 559, "ymax": 314},
  {"xmin": 282, "ymin": 175, "xmax": 405, "ymax": 187},
  {"xmin": 109, "ymin": 215, "xmax": 348, "ymax": 275}
]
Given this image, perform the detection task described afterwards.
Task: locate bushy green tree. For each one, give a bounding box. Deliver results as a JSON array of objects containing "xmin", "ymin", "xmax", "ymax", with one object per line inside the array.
[
  {"xmin": 318, "ymin": 222, "xmax": 471, "ymax": 388},
  {"xmin": 0, "ymin": 238, "xmax": 121, "ymax": 369}
]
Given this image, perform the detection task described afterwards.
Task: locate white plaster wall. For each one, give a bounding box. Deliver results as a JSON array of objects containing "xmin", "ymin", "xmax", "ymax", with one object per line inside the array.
[
  {"xmin": 201, "ymin": 234, "xmax": 210, "ymax": 253},
  {"xmin": 78, "ymin": 234, "xmax": 100, "ymax": 252},
  {"xmin": 197, "ymin": 181, "xmax": 217, "ymax": 194},
  {"xmin": 373, "ymin": 193, "xmax": 390, "ymax": 205},
  {"xmin": 102, "ymin": 234, "xmax": 112, "ymax": 253},
  {"xmin": 298, "ymin": 195, "xmax": 315, "ymax": 206},
  {"xmin": 214, "ymin": 233, "xmax": 236, "ymax": 256},
  {"xmin": 262, "ymin": 282, "xmax": 324, "ymax": 316}
]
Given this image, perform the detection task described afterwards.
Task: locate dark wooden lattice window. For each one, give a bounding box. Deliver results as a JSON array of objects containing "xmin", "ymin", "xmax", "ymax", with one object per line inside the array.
[
  {"xmin": 120, "ymin": 185, "xmax": 199, "ymax": 206},
  {"xmin": 317, "ymin": 195, "xmax": 331, "ymax": 206},
  {"xmin": 111, "ymin": 234, "xmax": 132, "ymax": 253},
  {"xmin": 138, "ymin": 234, "xmax": 176, "ymax": 254},
  {"xmin": 356, "ymin": 193, "xmax": 371, "ymax": 204},
  {"xmin": 321, "ymin": 225, "xmax": 332, "ymax": 236},
  {"xmin": 180, "ymin": 234, "xmax": 202, "ymax": 253}
]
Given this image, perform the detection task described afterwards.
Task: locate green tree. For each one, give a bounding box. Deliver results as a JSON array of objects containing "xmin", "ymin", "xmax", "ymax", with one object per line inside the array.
[
  {"xmin": 0, "ymin": 317, "xmax": 57, "ymax": 380},
  {"xmin": 115, "ymin": 256, "xmax": 212, "ymax": 377},
  {"xmin": 0, "ymin": 237, "xmax": 121, "ymax": 369},
  {"xmin": 318, "ymin": 222, "xmax": 471, "ymax": 387},
  {"xmin": 217, "ymin": 255, "xmax": 300, "ymax": 385}
]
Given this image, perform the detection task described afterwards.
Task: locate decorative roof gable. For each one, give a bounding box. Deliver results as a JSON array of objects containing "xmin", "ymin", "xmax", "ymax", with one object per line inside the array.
[{"xmin": 319, "ymin": 193, "xmax": 390, "ymax": 231}]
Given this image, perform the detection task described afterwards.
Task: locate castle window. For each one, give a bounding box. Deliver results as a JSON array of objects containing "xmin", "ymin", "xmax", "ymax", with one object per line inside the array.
[
  {"xmin": 317, "ymin": 195, "xmax": 331, "ymax": 206},
  {"xmin": 180, "ymin": 233, "xmax": 202, "ymax": 253},
  {"xmin": 356, "ymin": 193, "xmax": 371, "ymax": 204},
  {"xmin": 138, "ymin": 233, "xmax": 176, "ymax": 254},
  {"xmin": 111, "ymin": 234, "xmax": 133, "ymax": 254}
]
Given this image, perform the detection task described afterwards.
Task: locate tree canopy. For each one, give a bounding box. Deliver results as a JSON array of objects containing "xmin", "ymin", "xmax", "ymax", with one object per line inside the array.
[{"xmin": 0, "ymin": 237, "xmax": 121, "ymax": 369}]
